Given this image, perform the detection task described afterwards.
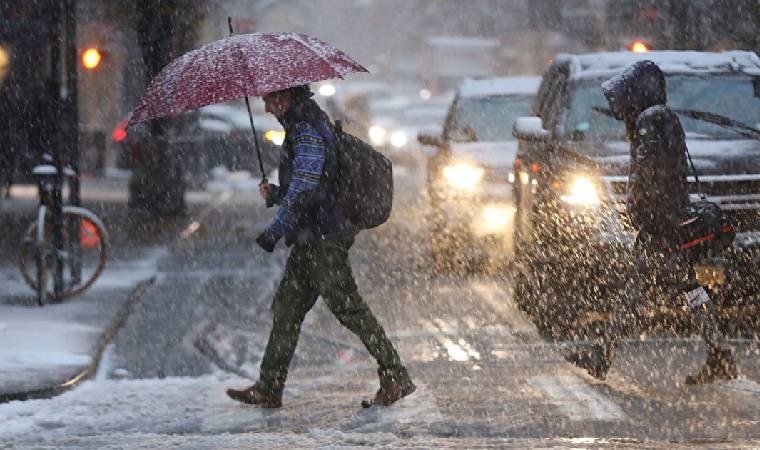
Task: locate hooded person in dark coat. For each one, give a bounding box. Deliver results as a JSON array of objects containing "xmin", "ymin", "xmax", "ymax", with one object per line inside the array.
[
  {"xmin": 566, "ymin": 61, "xmax": 736, "ymax": 384},
  {"xmin": 226, "ymin": 85, "xmax": 415, "ymax": 408}
]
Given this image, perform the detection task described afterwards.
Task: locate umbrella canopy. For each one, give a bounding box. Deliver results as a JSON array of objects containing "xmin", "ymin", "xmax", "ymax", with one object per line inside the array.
[{"xmin": 128, "ymin": 32, "xmax": 367, "ymax": 125}]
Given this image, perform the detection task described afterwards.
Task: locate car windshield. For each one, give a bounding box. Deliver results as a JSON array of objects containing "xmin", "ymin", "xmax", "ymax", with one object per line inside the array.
[
  {"xmin": 446, "ymin": 95, "xmax": 533, "ymax": 142},
  {"xmin": 565, "ymin": 75, "xmax": 760, "ymax": 145}
]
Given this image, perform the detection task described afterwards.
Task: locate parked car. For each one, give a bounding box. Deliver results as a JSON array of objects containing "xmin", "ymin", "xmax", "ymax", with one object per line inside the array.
[
  {"xmin": 418, "ymin": 76, "xmax": 541, "ymax": 268},
  {"xmin": 196, "ymin": 103, "xmax": 283, "ymax": 173},
  {"xmin": 114, "ymin": 103, "xmax": 283, "ymax": 185},
  {"xmin": 512, "ymin": 51, "xmax": 760, "ymax": 338}
]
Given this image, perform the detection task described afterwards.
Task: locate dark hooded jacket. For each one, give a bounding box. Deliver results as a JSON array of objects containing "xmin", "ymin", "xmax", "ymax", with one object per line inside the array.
[
  {"xmin": 602, "ymin": 60, "xmax": 690, "ymax": 240},
  {"xmin": 263, "ymin": 93, "xmax": 356, "ymax": 247}
]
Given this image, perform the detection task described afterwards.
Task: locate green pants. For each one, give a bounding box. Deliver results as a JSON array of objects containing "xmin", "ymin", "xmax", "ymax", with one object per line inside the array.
[{"xmin": 257, "ymin": 238, "xmax": 410, "ymax": 397}]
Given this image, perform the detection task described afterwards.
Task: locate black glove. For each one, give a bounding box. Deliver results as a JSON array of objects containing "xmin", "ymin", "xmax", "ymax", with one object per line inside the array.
[
  {"xmin": 264, "ymin": 183, "xmax": 279, "ymax": 208},
  {"xmin": 255, "ymin": 231, "xmax": 277, "ymax": 253}
]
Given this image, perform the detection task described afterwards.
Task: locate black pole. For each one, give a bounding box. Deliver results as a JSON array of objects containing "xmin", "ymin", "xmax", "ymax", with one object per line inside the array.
[
  {"xmin": 49, "ymin": 0, "xmax": 65, "ymax": 301},
  {"xmin": 66, "ymin": 0, "xmax": 79, "ymax": 207},
  {"xmin": 227, "ymin": 17, "xmax": 267, "ymax": 183},
  {"xmin": 65, "ymin": 0, "xmax": 81, "ymax": 285}
]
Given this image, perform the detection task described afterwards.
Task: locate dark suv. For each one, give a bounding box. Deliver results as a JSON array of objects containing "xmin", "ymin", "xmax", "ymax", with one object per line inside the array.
[{"xmin": 512, "ymin": 51, "xmax": 760, "ymax": 337}]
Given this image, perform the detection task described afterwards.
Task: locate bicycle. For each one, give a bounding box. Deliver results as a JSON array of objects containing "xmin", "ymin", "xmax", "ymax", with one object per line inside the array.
[{"xmin": 18, "ymin": 164, "xmax": 109, "ymax": 306}]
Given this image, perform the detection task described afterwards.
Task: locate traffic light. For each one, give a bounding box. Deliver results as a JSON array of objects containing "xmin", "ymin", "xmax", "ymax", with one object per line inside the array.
[
  {"xmin": 628, "ymin": 40, "xmax": 652, "ymax": 53},
  {"xmin": 81, "ymin": 47, "xmax": 103, "ymax": 70}
]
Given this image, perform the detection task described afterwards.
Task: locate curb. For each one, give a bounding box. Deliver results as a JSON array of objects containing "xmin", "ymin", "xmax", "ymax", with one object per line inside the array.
[
  {"xmin": 0, "ymin": 189, "xmax": 235, "ymax": 405},
  {"xmin": 0, "ymin": 277, "xmax": 156, "ymax": 404}
]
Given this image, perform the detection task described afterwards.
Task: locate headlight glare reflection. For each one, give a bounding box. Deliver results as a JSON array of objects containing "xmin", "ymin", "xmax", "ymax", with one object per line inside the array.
[
  {"xmin": 442, "ymin": 163, "xmax": 484, "ymax": 191},
  {"xmin": 561, "ymin": 176, "xmax": 600, "ymax": 206},
  {"xmin": 390, "ymin": 130, "xmax": 408, "ymax": 148},
  {"xmin": 369, "ymin": 125, "xmax": 387, "ymax": 146}
]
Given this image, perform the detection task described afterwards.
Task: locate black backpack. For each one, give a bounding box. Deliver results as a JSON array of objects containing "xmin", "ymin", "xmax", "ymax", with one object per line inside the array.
[{"xmin": 329, "ymin": 120, "xmax": 393, "ymax": 229}]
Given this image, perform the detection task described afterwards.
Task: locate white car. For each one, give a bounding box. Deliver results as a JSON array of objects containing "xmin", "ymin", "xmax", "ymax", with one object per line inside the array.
[{"xmin": 418, "ymin": 76, "xmax": 541, "ymax": 267}]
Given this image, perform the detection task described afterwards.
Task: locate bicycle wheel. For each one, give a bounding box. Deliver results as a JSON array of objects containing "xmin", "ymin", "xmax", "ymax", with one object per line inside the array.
[{"xmin": 19, "ymin": 206, "xmax": 108, "ymax": 301}]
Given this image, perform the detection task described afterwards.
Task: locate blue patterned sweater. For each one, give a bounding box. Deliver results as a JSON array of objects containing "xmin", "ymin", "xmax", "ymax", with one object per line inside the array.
[
  {"xmin": 262, "ymin": 98, "xmax": 356, "ymax": 246},
  {"xmin": 265, "ymin": 122, "xmax": 327, "ymax": 242}
]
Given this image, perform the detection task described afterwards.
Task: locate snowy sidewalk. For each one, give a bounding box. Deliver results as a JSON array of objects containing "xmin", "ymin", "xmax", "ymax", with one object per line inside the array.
[
  {"xmin": 0, "ymin": 248, "xmax": 165, "ymax": 401},
  {"xmin": 0, "ymin": 170, "xmax": 263, "ymax": 403}
]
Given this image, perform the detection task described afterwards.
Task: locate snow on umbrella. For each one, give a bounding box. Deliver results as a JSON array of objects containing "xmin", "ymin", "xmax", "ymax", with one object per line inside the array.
[{"xmin": 128, "ymin": 32, "xmax": 368, "ymax": 125}]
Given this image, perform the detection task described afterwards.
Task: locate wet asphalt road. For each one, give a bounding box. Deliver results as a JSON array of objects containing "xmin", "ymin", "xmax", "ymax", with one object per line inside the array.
[{"xmin": 89, "ymin": 168, "xmax": 760, "ymax": 446}]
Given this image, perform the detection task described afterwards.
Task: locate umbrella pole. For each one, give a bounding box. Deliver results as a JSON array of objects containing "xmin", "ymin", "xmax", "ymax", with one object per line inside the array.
[
  {"xmin": 244, "ymin": 96, "xmax": 267, "ymax": 184},
  {"xmin": 228, "ymin": 18, "xmax": 267, "ymax": 184}
]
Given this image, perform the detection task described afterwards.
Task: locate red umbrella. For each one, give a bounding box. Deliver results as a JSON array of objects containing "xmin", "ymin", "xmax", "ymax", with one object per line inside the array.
[
  {"xmin": 128, "ymin": 32, "xmax": 367, "ymax": 124},
  {"xmin": 128, "ymin": 28, "xmax": 367, "ymax": 181}
]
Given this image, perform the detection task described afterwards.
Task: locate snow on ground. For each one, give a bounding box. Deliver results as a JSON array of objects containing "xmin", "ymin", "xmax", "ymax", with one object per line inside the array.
[
  {"xmin": 0, "ymin": 247, "xmax": 165, "ymax": 394},
  {"xmin": 0, "ymin": 247, "xmax": 166, "ymax": 298},
  {"xmin": 205, "ymin": 167, "xmax": 261, "ymax": 193},
  {"xmin": 0, "ymin": 311, "xmax": 95, "ymax": 377},
  {"xmin": 0, "ymin": 371, "xmax": 446, "ymax": 449},
  {"xmin": 2, "ymin": 369, "xmax": 755, "ymax": 448},
  {"xmin": 3, "ymin": 178, "xmax": 232, "ymax": 207}
]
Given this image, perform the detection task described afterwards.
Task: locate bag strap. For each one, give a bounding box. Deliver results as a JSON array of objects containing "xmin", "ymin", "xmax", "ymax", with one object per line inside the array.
[
  {"xmin": 684, "ymin": 145, "xmax": 706, "ymax": 201},
  {"xmin": 326, "ymin": 120, "xmax": 343, "ymax": 193}
]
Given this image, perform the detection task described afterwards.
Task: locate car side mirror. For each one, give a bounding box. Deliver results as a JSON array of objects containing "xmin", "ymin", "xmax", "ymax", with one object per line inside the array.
[
  {"xmin": 513, "ymin": 116, "xmax": 550, "ymax": 142},
  {"xmin": 417, "ymin": 132, "xmax": 443, "ymax": 147}
]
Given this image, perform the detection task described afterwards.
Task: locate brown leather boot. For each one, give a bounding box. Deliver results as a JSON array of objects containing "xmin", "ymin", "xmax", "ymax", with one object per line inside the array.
[
  {"xmin": 226, "ymin": 384, "xmax": 282, "ymax": 408},
  {"xmin": 361, "ymin": 381, "xmax": 416, "ymax": 408},
  {"xmin": 685, "ymin": 349, "xmax": 737, "ymax": 385}
]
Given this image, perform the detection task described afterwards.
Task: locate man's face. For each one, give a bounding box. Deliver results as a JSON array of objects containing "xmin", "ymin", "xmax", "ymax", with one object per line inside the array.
[{"xmin": 263, "ymin": 91, "xmax": 292, "ymax": 118}]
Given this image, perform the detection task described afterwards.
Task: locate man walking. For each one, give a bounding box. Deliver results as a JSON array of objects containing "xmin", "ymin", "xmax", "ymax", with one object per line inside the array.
[
  {"xmin": 226, "ymin": 85, "xmax": 415, "ymax": 407},
  {"xmin": 567, "ymin": 60, "xmax": 737, "ymax": 384}
]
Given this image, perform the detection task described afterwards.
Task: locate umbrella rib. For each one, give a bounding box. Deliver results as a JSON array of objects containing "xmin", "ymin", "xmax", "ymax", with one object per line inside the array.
[
  {"xmin": 171, "ymin": 49, "xmax": 203, "ymax": 115},
  {"xmin": 286, "ymin": 33, "xmax": 346, "ymax": 80},
  {"xmin": 233, "ymin": 36, "xmax": 259, "ymax": 96}
]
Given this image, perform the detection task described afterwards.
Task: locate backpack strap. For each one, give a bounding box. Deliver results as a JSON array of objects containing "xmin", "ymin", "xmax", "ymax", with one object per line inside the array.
[
  {"xmin": 684, "ymin": 145, "xmax": 706, "ymax": 201},
  {"xmin": 327, "ymin": 120, "xmax": 343, "ymax": 192}
]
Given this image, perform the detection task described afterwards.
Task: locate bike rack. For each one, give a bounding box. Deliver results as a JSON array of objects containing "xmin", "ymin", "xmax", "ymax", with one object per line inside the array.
[{"xmin": 32, "ymin": 164, "xmax": 81, "ymax": 302}]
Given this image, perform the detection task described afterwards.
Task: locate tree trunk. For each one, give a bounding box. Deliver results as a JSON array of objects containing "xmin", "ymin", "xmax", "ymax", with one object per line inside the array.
[{"xmin": 130, "ymin": 0, "xmax": 186, "ymax": 217}]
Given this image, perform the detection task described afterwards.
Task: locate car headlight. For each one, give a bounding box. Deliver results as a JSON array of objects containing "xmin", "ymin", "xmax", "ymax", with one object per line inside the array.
[
  {"xmin": 264, "ymin": 129, "xmax": 286, "ymax": 146},
  {"xmin": 442, "ymin": 163, "xmax": 484, "ymax": 191},
  {"xmin": 390, "ymin": 130, "xmax": 408, "ymax": 148},
  {"xmin": 318, "ymin": 84, "xmax": 336, "ymax": 96},
  {"xmin": 369, "ymin": 125, "xmax": 387, "ymax": 146},
  {"xmin": 561, "ymin": 175, "xmax": 601, "ymax": 206}
]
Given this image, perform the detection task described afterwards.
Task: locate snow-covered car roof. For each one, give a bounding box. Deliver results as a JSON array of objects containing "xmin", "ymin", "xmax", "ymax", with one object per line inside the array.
[
  {"xmin": 558, "ymin": 50, "xmax": 760, "ymax": 80},
  {"xmin": 457, "ymin": 76, "xmax": 542, "ymax": 98}
]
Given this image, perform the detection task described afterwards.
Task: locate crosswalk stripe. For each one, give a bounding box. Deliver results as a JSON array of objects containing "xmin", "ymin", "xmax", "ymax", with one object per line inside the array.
[
  {"xmin": 724, "ymin": 378, "xmax": 760, "ymax": 409},
  {"xmin": 529, "ymin": 375, "xmax": 628, "ymax": 421},
  {"xmin": 418, "ymin": 319, "xmax": 480, "ymax": 362},
  {"xmin": 470, "ymin": 280, "xmax": 538, "ymax": 340}
]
